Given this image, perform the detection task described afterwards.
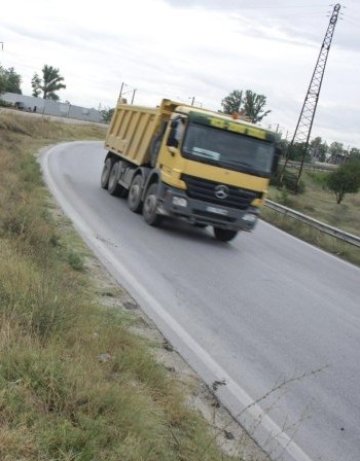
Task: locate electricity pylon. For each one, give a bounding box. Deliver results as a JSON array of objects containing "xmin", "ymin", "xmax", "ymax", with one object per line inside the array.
[{"xmin": 280, "ymin": 3, "xmax": 342, "ymax": 191}]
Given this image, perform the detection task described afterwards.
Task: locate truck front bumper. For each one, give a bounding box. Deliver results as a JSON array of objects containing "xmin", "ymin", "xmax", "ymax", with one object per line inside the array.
[{"xmin": 158, "ymin": 185, "xmax": 259, "ymax": 232}]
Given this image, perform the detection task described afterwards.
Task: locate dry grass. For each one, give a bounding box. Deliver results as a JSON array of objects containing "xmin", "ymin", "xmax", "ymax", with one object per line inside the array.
[{"xmin": 0, "ymin": 113, "xmax": 237, "ymax": 461}]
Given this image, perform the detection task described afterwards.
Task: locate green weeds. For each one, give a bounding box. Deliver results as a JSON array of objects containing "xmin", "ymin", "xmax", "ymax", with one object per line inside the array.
[{"xmin": 67, "ymin": 250, "xmax": 85, "ymax": 271}]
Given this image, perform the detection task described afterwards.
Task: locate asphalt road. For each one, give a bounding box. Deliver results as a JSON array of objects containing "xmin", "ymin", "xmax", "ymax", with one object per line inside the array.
[{"xmin": 41, "ymin": 141, "xmax": 360, "ymax": 461}]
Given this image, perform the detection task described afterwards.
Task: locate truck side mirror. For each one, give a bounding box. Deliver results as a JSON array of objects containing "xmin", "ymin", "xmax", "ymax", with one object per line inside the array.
[
  {"xmin": 167, "ymin": 125, "xmax": 179, "ymax": 147},
  {"xmin": 167, "ymin": 117, "xmax": 185, "ymax": 148}
]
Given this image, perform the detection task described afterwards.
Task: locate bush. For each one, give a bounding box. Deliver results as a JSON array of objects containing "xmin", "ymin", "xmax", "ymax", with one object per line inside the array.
[
  {"xmin": 326, "ymin": 160, "xmax": 360, "ymax": 204},
  {"xmin": 68, "ymin": 250, "xmax": 85, "ymax": 271}
]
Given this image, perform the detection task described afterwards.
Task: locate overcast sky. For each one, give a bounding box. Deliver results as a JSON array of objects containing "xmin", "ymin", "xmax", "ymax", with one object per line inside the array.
[{"xmin": 1, "ymin": 0, "xmax": 359, "ymax": 148}]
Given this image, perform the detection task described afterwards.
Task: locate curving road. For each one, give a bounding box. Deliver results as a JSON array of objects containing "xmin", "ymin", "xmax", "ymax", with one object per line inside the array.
[{"xmin": 41, "ymin": 142, "xmax": 360, "ymax": 461}]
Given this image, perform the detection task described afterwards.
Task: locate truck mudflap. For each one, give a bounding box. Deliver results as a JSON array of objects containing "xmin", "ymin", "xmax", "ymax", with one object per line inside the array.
[{"xmin": 157, "ymin": 184, "xmax": 259, "ymax": 232}]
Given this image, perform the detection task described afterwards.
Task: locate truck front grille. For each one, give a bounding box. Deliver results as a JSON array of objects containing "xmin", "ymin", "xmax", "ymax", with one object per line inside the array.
[{"xmin": 182, "ymin": 174, "xmax": 262, "ymax": 210}]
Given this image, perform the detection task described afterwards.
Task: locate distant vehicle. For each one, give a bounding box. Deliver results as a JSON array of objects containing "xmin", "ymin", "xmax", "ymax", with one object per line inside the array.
[
  {"xmin": 14, "ymin": 101, "xmax": 26, "ymax": 110},
  {"xmin": 101, "ymin": 99, "xmax": 279, "ymax": 242}
]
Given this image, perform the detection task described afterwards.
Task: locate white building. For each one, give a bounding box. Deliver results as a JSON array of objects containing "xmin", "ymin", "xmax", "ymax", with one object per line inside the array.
[{"xmin": 1, "ymin": 92, "xmax": 104, "ymax": 124}]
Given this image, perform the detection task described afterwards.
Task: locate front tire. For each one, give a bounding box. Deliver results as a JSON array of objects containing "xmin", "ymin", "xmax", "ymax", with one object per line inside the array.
[
  {"xmin": 213, "ymin": 227, "xmax": 238, "ymax": 242},
  {"xmin": 143, "ymin": 183, "xmax": 162, "ymax": 226},
  {"xmin": 127, "ymin": 174, "xmax": 143, "ymax": 213}
]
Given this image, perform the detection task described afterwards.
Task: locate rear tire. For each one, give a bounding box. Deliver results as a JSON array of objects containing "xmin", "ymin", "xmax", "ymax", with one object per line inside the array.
[
  {"xmin": 127, "ymin": 174, "xmax": 143, "ymax": 213},
  {"xmin": 213, "ymin": 227, "xmax": 238, "ymax": 242},
  {"xmin": 108, "ymin": 161, "xmax": 127, "ymax": 197},
  {"xmin": 143, "ymin": 183, "xmax": 162, "ymax": 226},
  {"xmin": 101, "ymin": 157, "xmax": 113, "ymax": 189}
]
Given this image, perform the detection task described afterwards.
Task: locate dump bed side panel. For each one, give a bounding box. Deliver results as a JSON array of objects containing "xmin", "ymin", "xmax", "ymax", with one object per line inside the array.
[{"xmin": 105, "ymin": 104, "xmax": 159, "ymax": 166}]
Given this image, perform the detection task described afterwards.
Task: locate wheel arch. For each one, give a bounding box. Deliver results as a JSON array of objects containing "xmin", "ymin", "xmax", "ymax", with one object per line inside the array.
[
  {"xmin": 104, "ymin": 151, "xmax": 118, "ymax": 162},
  {"xmin": 131, "ymin": 165, "xmax": 150, "ymax": 181},
  {"xmin": 141, "ymin": 169, "xmax": 161, "ymax": 200}
]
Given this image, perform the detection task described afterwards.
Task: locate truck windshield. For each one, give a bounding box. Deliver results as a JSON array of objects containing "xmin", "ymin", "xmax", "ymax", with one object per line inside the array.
[{"xmin": 181, "ymin": 122, "xmax": 274, "ymax": 177}]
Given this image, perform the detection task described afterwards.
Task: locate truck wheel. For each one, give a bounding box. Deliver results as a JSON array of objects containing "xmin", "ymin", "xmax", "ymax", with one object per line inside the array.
[
  {"xmin": 108, "ymin": 161, "xmax": 126, "ymax": 197},
  {"xmin": 213, "ymin": 227, "xmax": 238, "ymax": 242},
  {"xmin": 143, "ymin": 183, "xmax": 162, "ymax": 226},
  {"xmin": 127, "ymin": 175, "xmax": 143, "ymax": 213},
  {"xmin": 101, "ymin": 157, "xmax": 113, "ymax": 189}
]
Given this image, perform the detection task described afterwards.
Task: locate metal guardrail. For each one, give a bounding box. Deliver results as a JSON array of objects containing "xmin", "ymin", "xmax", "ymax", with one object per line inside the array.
[
  {"xmin": 264, "ymin": 200, "xmax": 360, "ymax": 248},
  {"xmin": 281, "ymin": 160, "xmax": 338, "ymax": 172}
]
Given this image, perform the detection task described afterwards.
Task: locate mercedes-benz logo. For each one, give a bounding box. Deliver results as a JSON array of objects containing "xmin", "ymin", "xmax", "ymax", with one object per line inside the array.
[{"xmin": 214, "ymin": 184, "xmax": 229, "ymax": 200}]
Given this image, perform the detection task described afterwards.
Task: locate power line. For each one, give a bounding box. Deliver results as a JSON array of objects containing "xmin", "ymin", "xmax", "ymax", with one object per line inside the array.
[
  {"xmin": 238, "ymin": 4, "xmax": 328, "ymax": 9},
  {"xmin": 251, "ymin": 13, "xmax": 328, "ymax": 19},
  {"xmin": 344, "ymin": 16, "xmax": 358, "ymax": 26}
]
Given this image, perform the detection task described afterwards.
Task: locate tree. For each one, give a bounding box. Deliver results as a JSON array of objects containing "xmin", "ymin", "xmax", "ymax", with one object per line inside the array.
[
  {"xmin": 31, "ymin": 65, "xmax": 66, "ymax": 100},
  {"xmin": 42, "ymin": 65, "xmax": 66, "ymax": 100},
  {"xmin": 328, "ymin": 141, "xmax": 346, "ymax": 164},
  {"xmin": 349, "ymin": 147, "xmax": 360, "ymax": 161},
  {"xmin": 221, "ymin": 90, "xmax": 243, "ymax": 114},
  {"xmin": 0, "ymin": 68, "xmax": 5, "ymax": 94},
  {"xmin": 100, "ymin": 107, "xmax": 115, "ymax": 123},
  {"xmin": 31, "ymin": 73, "xmax": 42, "ymax": 97},
  {"xmin": 242, "ymin": 90, "xmax": 271, "ymax": 123},
  {"xmin": 326, "ymin": 159, "xmax": 360, "ymax": 204},
  {"xmin": 221, "ymin": 89, "xmax": 271, "ymax": 123},
  {"xmin": 0, "ymin": 65, "xmax": 22, "ymax": 94},
  {"xmin": 287, "ymin": 142, "xmax": 311, "ymax": 163},
  {"xmin": 309, "ymin": 137, "xmax": 328, "ymax": 162}
]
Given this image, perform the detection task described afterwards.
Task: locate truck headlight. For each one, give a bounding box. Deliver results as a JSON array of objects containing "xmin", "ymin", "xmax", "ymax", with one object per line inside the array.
[
  {"xmin": 172, "ymin": 197, "xmax": 188, "ymax": 207},
  {"xmin": 243, "ymin": 213, "xmax": 257, "ymax": 222}
]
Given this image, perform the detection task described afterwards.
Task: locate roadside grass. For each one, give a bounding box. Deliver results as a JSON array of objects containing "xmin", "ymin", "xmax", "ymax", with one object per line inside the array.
[
  {"xmin": 0, "ymin": 113, "xmax": 237, "ymax": 461},
  {"xmin": 265, "ymin": 169, "xmax": 360, "ymax": 266}
]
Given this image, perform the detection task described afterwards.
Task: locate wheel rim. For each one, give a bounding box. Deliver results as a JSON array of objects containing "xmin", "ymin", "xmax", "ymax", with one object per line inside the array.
[
  {"xmin": 128, "ymin": 177, "xmax": 141, "ymax": 209},
  {"xmin": 144, "ymin": 193, "xmax": 157, "ymax": 220}
]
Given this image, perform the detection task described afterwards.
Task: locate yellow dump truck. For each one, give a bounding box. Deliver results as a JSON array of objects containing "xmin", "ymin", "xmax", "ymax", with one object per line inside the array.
[{"xmin": 101, "ymin": 99, "xmax": 279, "ymax": 242}]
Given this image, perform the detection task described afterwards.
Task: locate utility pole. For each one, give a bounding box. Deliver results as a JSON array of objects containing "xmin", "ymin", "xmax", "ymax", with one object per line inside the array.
[
  {"xmin": 280, "ymin": 3, "xmax": 342, "ymax": 191},
  {"xmin": 117, "ymin": 82, "xmax": 125, "ymax": 104},
  {"xmin": 118, "ymin": 82, "xmax": 137, "ymax": 104}
]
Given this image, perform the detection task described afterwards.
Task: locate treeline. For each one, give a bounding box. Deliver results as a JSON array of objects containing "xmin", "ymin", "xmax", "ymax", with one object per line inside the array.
[
  {"xmin": 0, "ymin": 64, "xmax": 66, "ymax": 100},
  {"xmin": 279, "ymin": 137, "xmax": 360, "ymax": 165}
]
